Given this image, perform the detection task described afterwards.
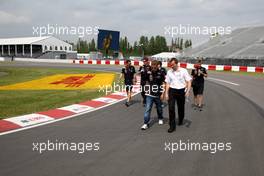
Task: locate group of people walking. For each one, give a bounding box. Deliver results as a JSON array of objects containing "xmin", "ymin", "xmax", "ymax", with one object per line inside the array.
[{"xmin": 120, "ymin": 57, "xmax": 207, "ymax": 133}]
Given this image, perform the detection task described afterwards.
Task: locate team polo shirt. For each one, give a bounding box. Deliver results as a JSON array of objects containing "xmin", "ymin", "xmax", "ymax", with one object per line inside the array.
[
  {"xmin": 138, "ymin": 65, "xmax": 151, "ymax": 85},
  {"xmin": 121, "ymin": 66, "xmax": 136, "ymax": 85},
  {"xmin": 191, "ymin": 66, "xmax": 207, "ymax": 85},
  {"xmin": 144, "ymin": 69, "xmax": 165, "ymax": 97},
  {"xmin": 165, "ymin": 67, "xmax": 192, "ymax": 89}
]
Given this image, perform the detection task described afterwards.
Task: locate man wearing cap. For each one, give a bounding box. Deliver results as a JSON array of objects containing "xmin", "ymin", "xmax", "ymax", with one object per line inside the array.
[
  {"xmin": 165, "ymin": 58, "xmax": 192, "ymax": 133},
  {"xmin": 138, "ymin": 57, "xmax": 151, "ymax": 106}
]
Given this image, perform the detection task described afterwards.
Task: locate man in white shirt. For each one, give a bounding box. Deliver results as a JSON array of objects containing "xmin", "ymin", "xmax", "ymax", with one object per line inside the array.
[{"xmin": 165, "ymin": 58, "xmax": 192, "ymax": 133}]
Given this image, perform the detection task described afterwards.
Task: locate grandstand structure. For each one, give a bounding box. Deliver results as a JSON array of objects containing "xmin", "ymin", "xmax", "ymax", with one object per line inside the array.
[{"xmin": 183, "ymin": 26, "xmax": 264, "ymax": 66}]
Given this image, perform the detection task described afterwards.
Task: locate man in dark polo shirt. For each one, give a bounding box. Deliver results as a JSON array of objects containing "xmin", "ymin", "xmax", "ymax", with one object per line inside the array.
[
  {"xmin": 121, "ymin": 60, "xmax": 136, "ymax": 107},
  {"xmin": 141, "ymin": 60, "xmax": 165, "ymax": 130},
  {"xmin": 191, "ymin": 59, "xmax": 207, "ymax": 110}
]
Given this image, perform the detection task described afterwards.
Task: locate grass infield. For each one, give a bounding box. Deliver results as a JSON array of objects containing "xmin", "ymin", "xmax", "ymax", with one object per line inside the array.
[{"xmin": 0, "ymin": 67, "xmax": 120, "ymax": 119}]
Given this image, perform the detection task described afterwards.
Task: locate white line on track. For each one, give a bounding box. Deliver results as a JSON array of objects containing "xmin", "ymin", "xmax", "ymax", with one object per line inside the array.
[{"xmin": 207, "ymin": 77, "xmax": 240, "ymax": 86}]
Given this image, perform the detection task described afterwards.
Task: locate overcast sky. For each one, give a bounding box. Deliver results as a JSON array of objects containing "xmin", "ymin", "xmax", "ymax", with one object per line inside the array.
[{"xmin": 0, "ymin": 0, "xmax": 264, "ymax": 45}]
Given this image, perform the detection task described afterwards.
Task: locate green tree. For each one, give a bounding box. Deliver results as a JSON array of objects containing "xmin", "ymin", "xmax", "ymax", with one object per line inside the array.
[
  {"xmin": 180, "ymin": 38, "xmax": 183, "ymax": 50},
  {"xmin": 89, "ymin": 38, "xmax": 96, "ymax": 52}
]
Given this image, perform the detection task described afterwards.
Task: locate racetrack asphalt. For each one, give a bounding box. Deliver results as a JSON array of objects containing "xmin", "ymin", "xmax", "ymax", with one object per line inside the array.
[{"xmin": 0, "ymin": 61, "xmax": 263, "ymax": 176}]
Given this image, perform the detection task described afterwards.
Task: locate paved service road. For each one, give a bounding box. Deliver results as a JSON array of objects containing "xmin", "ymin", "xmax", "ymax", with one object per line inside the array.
[{"xmin": 0, "ymin": 62, "xmax": 263, "ymax": 176}]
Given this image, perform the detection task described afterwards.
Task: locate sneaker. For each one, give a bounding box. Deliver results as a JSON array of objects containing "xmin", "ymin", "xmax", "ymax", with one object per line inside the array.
[
  {"xmin": 125, "ymin": 102, "xmax": 129, "ymax": 107},
  {"xmin": 158, "ymin": 120, "xmax": 164, "ymax": 125},
  {"xmin": 141, "ymin": 124, "xmax": 149, "ymax": 130},
  {"xmin": 198, "ymin": 105, "xmax": 203, "ymax": 111}
]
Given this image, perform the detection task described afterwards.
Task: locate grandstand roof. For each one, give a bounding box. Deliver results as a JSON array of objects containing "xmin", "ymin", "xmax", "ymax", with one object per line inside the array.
[{"xmin": 0, "ymin": 36, "xmax": 52, "ymax": 45}]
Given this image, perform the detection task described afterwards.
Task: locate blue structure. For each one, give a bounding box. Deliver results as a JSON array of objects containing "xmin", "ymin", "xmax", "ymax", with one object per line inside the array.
[{"xmin": 97, "ymin": 29, "xmax": 120, "ymax": 51}]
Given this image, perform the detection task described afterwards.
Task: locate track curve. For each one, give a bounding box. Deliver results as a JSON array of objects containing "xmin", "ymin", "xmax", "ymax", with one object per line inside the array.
[{"xmin": 0, "ymin": 62, "xmax": 263, "ymax": 176}]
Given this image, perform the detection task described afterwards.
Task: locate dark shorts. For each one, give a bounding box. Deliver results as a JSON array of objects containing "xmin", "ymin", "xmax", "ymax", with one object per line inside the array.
[
  {"xmin": 193, "ymin": 84, "xmax": 204, "ymax": 96},
  {"xmin": 125, "ymin": 84, "xmax": 133, "ymax": 92}
]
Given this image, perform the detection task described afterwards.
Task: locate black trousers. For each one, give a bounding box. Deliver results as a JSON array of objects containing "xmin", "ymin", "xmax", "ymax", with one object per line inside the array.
[{"xmin": 168, "ymin": 88, "xmax": 185, "ymax": 129}]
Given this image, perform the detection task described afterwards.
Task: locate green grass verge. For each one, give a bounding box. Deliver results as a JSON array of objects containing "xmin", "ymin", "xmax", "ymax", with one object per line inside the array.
[{"xmin": 0, "ymin": 67, "xmax": 119, "ymax": 119}]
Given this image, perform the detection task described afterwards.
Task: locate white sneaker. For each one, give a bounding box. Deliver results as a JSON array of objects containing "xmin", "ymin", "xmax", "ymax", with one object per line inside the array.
[
  {"xmin": 141, "ymin": 124, "xmax": 149, "ymax": 130},
  {"xmin": 158, "ymin": 120, "xmax": 164, "ymax": 125}
]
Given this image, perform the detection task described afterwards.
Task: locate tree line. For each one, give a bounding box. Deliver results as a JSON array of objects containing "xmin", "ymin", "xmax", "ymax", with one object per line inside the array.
[{"xmin": 73, "ymin": 36, "xmax": 192, "ymax": 56}]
